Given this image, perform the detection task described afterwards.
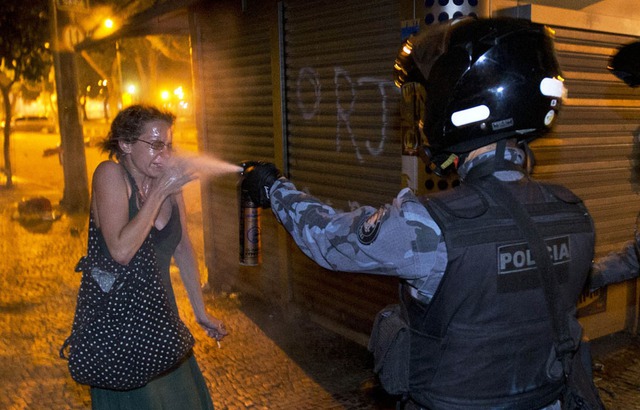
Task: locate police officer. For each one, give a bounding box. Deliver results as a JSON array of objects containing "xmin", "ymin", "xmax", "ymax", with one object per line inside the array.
[
  {"xmin": 589, "ymin": 39, "xmax": 640, "ymax": 290},
  {"xmin": 243, "ymin": 17, "xmax": 596, "ymax": 410}
]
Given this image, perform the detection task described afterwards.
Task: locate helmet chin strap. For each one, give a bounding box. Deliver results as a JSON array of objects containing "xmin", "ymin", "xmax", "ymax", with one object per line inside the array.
[
  {"xmin": 494, "ymin": 139, "xmax": 507, "ymax": 171},
  {"xmin": 520, "ymin": 140, "xmax": 536, "ymax": 175}
]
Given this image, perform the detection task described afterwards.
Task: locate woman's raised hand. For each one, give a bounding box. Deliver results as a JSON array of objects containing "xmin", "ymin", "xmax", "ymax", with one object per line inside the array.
[{"xmin": 155, "ymin": 158, "xmax": 198, "ymax": 197}]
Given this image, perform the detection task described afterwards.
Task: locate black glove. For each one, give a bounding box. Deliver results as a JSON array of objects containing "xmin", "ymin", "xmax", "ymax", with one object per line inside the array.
[{"xmin": 240, "ymin": 161, "xmax": 282, "ymax": 208}]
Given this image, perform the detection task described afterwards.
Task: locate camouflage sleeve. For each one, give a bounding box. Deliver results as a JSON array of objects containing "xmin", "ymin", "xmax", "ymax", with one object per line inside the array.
[
  {"xmin": 269, "ymin": 178, "xmax": 445, "ymax": 281},
  {"xmin": 590, "ymin": 240, "xmax": 640, "ymax": 291}
]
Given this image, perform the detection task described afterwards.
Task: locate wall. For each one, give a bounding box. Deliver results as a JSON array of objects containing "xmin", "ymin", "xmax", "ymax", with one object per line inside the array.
[{"xmin": 491, "ymin": 1, "xmax": 638, "ymax": 35}]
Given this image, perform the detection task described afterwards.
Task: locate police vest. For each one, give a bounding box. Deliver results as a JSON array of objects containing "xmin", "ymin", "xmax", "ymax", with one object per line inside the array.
[{"xmin": 409, "ymin": 171, "xmax": 594, "ymax": 409}]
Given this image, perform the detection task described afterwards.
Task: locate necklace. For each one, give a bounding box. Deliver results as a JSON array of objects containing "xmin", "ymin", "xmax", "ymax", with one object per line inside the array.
[
  {"xmin": 137, "ymin": 177, "xmax": 152, "ymax": 207},
  {"xmin": 121, "ymin": 163, "xmax": 147, "ymax": 208}
]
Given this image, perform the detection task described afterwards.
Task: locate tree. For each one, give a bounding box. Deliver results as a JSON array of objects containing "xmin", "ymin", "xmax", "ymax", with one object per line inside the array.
[
  {"xmin": 50, "ymin": 4, "xmax": 90, "ymax": 213},
  {"xmin": 79, "ymin": 35, "xmax": 190, "ymax": 118},
  {"xmin": 0, "ymin": 0, "xmax": 53, "ymax": 187}
]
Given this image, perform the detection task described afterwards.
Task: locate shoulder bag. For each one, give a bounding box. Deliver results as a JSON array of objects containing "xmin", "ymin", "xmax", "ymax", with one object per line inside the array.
[{"xmin": 60, "ymin": 215, "xmax": 195, "ymax": 391}]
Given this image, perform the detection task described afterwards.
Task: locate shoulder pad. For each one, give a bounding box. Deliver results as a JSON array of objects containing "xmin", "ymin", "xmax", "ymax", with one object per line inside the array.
[
  {"xmin": 424, "ymin": 185, "xmax": 489, "ymax": 219},
  {"xmin": 541, "ymin": 183, "xmax": 582, "ymax": 205}
]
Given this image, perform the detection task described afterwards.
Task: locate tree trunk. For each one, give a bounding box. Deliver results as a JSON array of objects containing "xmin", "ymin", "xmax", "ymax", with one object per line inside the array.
[
  {"xmin": 1, "ymin": 85, "xmax": 13, "ymax": 188},
  {"xmin": 53, "ymin": 50, "xmax": 90, "ymax": 213},
  {"xmin": 50, "ymin": 3, "xmax": 89, "ymax": 213}
]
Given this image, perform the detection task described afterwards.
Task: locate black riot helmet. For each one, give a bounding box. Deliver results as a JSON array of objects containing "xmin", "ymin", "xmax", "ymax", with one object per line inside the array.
[
  {"xmin": 394, "ymin": 17, "xmax": 566, "ymax": 173},
  {"xmin": 608, "ymin": 40, "xmax": 640, "ymax": 88}
]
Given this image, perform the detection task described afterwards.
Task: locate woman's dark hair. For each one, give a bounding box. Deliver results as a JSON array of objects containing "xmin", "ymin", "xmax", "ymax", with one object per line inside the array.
[{"xmin": 100, "ymin": 104, "xmax": 176, "ymax": 159}]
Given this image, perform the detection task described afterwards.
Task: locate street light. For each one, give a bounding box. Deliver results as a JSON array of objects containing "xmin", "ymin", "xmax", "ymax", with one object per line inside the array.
[{"xmin": 123, "ymin": 83, "xmax": 137, "ymax": 106}]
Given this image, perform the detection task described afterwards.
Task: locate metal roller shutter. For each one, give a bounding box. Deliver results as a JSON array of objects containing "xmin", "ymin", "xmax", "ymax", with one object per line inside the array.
[
  {"xmin": 527, "ymin": 26, "xmax": 639, "ymax": 334},
  {"xmin": 193, "ymin": 2, "xmax": 279, "ymax": 296},
  {"xmin": 282, "ymin": 0, "xmax": 401, "ymax": 334},
  {"xmin": 533, "ymin": 27, "xmax": 640, "ymax": 257}
]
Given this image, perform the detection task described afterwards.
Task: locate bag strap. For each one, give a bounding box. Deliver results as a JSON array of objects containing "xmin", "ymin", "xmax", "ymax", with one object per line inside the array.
[
  {"xmin": 120, "ymin": 162, "xmax": 145, "ymax": 210},
  {"xmin": 472, "ymin": 175, "xmax": 576, "ymax": 371},
  {"xmin": 484, "ymin": 176, "xmax": 606, "ymax": 410}
]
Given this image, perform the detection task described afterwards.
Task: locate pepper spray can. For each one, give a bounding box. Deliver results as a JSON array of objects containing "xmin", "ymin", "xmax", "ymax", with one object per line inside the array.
[{"xmin": 238, "ymin": 163, "xmax": 261, "ymax": 265}]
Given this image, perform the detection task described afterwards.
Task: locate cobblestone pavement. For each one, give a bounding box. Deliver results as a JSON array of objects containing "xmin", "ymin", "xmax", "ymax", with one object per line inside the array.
[
  {"xmin": 591, "ymin": 333, "xmax": 640, "ymax": 410},
  {"xmin": 1, "ymin": 131, "xmax": 640, "ymax": 409}
]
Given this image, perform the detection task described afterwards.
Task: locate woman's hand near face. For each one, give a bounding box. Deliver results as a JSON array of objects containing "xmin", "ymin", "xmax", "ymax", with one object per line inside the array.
[{"xmin": 153, "ymin": 158, "xmax": 198, "ymax": 198}]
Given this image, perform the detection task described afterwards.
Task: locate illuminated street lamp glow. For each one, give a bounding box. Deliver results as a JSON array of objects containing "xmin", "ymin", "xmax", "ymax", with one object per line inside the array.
[
  {"xmin": 160, "ymin": 90, "xmax": 170, "ymax": 101},
  {"xmin": 174, "ymin": 86, "xmax": 184, "ymax": 100},
  {"xmin": 127, "ymin": 84, "xmax": 137, "ymax": 94},
  {"xmin": 104, "ymin": 19, "xmax": 114, "ymax": 29}
]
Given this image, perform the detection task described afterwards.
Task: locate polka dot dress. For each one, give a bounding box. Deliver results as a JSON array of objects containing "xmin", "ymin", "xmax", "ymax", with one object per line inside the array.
[{"xmin": 61, "ymin": 214, "xmax": 195, "ymax": 391}]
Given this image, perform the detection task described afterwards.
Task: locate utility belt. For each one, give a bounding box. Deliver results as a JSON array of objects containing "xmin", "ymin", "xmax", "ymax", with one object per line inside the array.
[
  {"xmin": 368, "ymin": 300, "xmax": 411, "ymax": 397},
  {"xmin": 371, "ymin": 282, "xmax": 566, "ymax": 410},
  {"xmin": 367, "ymin": 284, "xmax": 428, "ymax": 401}
]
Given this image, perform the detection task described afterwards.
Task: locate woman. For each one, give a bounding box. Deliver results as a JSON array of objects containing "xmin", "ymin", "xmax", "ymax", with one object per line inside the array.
[{"xmin": 91, "ymin": 104, "xmax": 226, "ymax": 408}]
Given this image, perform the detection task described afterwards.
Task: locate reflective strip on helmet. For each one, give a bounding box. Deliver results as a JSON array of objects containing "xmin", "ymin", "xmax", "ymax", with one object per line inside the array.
[
  {"xmin": 451, "ymin": 105, "xmax": 490, "ymax": 127},
  {"xmin": 540, "ymin": 77, "xmax": 566, "ymax": 98}
]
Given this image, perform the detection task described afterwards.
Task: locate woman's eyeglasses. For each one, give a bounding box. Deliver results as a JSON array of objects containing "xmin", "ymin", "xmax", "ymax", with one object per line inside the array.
[{"xmin": 136, "ymin": 139, "xmax": 173, "ymax": 152}]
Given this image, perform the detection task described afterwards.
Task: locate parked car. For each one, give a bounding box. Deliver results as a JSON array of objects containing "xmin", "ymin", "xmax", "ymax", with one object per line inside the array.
[{"xmin": 1, "ymin": 116, "xmax": 56, "ymax": 133}]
